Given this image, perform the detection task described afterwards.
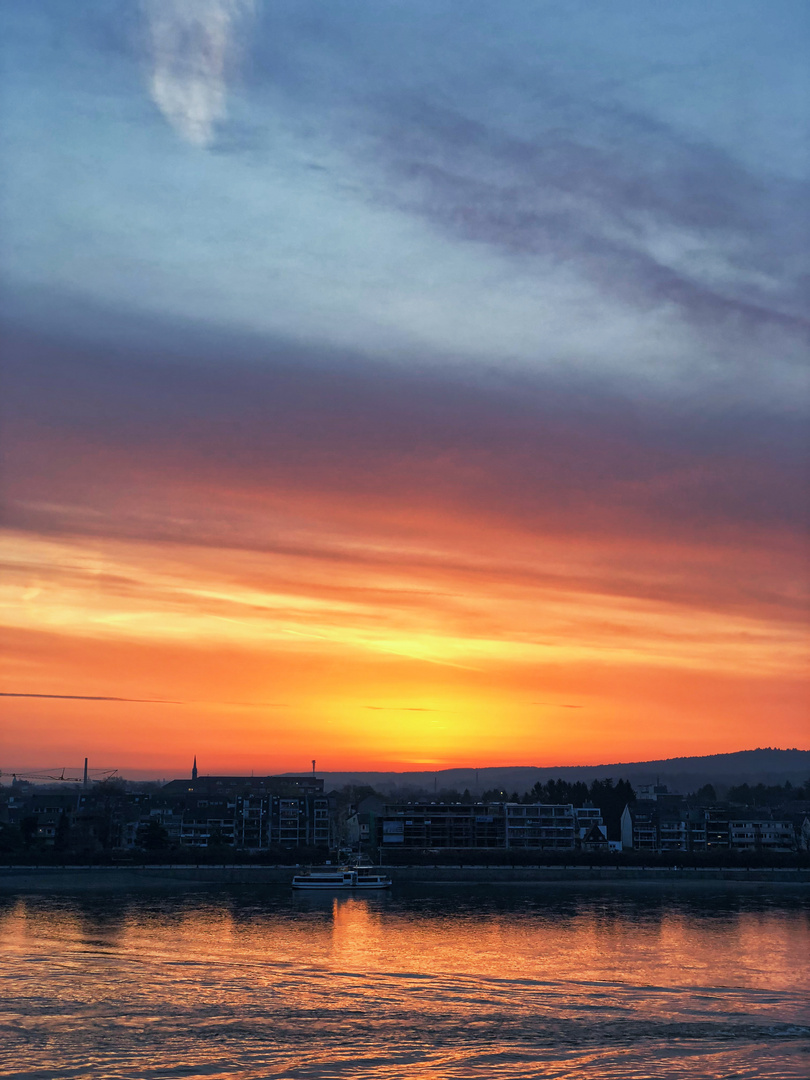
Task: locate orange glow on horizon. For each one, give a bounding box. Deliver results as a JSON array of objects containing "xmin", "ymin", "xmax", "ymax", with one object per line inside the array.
[{"xmin": 2, "ymin": 515, "xmax": 807, "ymax": 775}]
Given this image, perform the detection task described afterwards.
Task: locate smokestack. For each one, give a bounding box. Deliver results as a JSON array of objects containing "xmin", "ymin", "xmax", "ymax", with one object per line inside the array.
[
  {"xmin": 83, "ymin": 758, "xmax": 88, "ymax": 787},
  {"xmin": 312, "ymin": 759, "xmax": 316, "ymax": 775}
]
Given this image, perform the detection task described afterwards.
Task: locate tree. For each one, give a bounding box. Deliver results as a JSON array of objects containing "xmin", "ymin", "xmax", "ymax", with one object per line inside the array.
[
  {"xmin": 137, "ymin": 819, "xmax": 169, "ymax": 852},
  {"xmin": 693, "ymin": 784, "xmax": 717, "ymax": 802},
  {"xmin": 54, "ymin": 813, "xmax": 72, "ymax": 854},
  {"xmin": 20, "ymin": 815, "xmax": 38, "ymax": 849},
  {"xmin": 0, "ymin": 823, "xmax": 24, "ymax": 856},
  {"xmin": 588, "ymin": 778, "xmax": 636, "ymax": 840},
  {"xmin": 339, "ymin": 784, "xmax": 379, "ymax": 807},
  {"xmin": 482, "ymin": 788, "xmax": 509, "ymax": 802}
]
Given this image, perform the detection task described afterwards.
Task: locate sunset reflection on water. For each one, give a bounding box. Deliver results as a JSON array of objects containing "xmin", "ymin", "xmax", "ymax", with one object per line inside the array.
[{"xmin": 1, "ymin": 886, "xmax": 808, "ymax": 1079}]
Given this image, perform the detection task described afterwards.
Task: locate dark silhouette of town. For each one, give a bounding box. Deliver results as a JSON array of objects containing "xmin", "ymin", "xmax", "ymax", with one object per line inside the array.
[{"xmin": 2, "ymin": 753, "xmax": 809, "ymax": 866}]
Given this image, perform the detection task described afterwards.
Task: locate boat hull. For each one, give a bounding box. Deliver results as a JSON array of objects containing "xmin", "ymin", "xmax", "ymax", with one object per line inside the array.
[
  {"xmin": 292, "ymin": 880, "xmax": 392, "ymax": 890},
  {"xmin": 291, "ymin": 867, "xmax": 393, "ymax": 890}
]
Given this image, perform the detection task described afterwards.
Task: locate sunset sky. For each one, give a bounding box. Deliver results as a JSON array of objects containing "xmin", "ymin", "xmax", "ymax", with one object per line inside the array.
[{"xmin": 1, "ymin": 1, "xmax": 808, "ymax": 778}]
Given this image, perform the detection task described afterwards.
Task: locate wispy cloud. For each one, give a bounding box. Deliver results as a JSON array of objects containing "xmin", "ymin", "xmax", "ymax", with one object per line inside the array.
[
  {"xmin": 366, "ymin": 96, "xmax": 809, "ymax": 346},
  {"xmin": 142, "ymin": 0, "xmax": 254, "ymax": 147}
]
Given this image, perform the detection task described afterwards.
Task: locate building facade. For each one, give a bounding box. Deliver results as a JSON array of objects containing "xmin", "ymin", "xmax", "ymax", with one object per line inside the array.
[
  {"xmin": 621, "ymin": 802, "xmax": 798, "ymax": 853},
  {"xmin": 374, "ymin": 801, "xmax": 606, "ymax": 851}
]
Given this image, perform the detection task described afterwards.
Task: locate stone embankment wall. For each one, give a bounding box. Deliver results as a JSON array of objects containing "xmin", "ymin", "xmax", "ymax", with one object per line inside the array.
[{"xmin": 1, "ymin": 864, "xmax": 808, "ymax": 889}]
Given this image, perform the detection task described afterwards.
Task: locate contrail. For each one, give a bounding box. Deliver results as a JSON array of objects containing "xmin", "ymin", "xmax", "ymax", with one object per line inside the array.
[
  {"xmin": 1, "ymin": 693, "xmax": 287, "ymax": 707},
  {"xmin": 363, "ymin": 706, "xmax": 438, "ymax": 712},
  {"xmin": 1, "ymin": 693, "xmax": 181, "ymax": 703},
  {"xmin": 532, "ymin": 702, "xmax": 584, "ymax": 709}
]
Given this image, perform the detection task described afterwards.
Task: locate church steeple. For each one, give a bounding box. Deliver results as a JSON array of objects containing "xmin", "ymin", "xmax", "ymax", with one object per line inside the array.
[{"xmin": 192, "ymin": 756, "xmax": 198, "ymax": 781}]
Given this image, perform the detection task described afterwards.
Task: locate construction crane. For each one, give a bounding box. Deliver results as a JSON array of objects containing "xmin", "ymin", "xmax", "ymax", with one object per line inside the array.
[
  {"xmin": 3, "ymin": 767, "xmax": 81, "ymax": 782},
  {"xmin": 1, "ymin": 766, "xmax": 118, "ymax": 784},
  {"xmin": 90, "ymin": 769, "xmax": 119, "ymax": 784}
]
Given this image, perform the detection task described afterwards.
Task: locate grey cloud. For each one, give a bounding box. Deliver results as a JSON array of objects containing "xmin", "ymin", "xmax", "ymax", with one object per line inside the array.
[{"xmin": 3, "ymin": 309, "xmax": 807, "ymax": 553}]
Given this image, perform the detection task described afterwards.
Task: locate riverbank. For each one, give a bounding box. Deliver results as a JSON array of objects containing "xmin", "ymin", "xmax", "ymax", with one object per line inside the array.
[{"xmin": 1, "ymin": 864, "xmax": 808, "ymax": 890}]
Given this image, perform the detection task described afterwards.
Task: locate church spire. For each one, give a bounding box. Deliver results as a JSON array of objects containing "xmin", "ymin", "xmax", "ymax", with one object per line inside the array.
[{"xmin": 192, "ymin": 756, "xmax": 198, "ymax": 781}]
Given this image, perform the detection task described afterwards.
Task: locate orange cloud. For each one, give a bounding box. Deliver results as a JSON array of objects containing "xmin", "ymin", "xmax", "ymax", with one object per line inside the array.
[{"xmin": 2, "ymin": 518, "xmax": 806, "ymax": 774}]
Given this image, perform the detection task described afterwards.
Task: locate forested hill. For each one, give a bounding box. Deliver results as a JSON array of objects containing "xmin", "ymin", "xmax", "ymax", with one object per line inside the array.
[{"xmin": 310, "ymin": 748, "xmax": 810, "ymax": 797}]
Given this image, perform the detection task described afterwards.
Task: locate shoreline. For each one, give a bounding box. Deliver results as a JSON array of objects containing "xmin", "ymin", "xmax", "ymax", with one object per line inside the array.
[{"xmin": 1, "ymin": 864, "xmax": 808, "ymax": 890}]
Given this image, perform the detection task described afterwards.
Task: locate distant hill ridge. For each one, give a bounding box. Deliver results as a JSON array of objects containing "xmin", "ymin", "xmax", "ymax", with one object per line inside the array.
[{"xmin": 304, "ymin": 749, "xmax": 810, "ymax": 796}]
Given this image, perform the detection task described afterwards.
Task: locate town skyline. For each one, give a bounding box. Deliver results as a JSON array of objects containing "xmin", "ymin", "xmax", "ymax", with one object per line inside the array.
[{"xmin": 4, "ymin": 746, "xmax": 808, "ymax": 791}]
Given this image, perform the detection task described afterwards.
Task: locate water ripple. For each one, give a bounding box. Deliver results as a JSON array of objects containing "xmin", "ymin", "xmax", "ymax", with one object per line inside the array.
[{"xmin": 0, "ymin": 886, "xmax": 807, "ymax": 1079}]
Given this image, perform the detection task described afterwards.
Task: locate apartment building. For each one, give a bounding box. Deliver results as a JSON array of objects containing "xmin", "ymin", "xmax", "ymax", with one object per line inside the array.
[
  {"xmin": 268, "ymin": 794, "xmax": 332, "ymax": 848},
  {"xmin": 376, "ymin": 801, "xmax": 605, "ymax": 851},
  {"xmin": 380, "ymin": 802, "xmax": 506, "ymax": 848},
  {"xmin": 622, "ymin": 803, "xmax": 797, "ymax": 853},
  {"xmin": 727, "ymin": 815, "xmax": 795, "ymax": 852},
  {"xmin": 621, "ymin": 802, "xmax": 658, "ymax": 852},
  {"xmin": 505, "ymin": 804, "xmax": 577, "ymax": 849}
]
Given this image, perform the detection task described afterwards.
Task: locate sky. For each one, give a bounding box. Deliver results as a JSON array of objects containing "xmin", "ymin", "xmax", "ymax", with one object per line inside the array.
[{"xmin": 1, "ymin": 0, "xmax": 808, "ymax": 778}]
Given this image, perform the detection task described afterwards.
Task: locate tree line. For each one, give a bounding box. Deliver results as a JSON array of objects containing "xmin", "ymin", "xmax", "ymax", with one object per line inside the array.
[{"xmin": 725, "ymin": 780, "xmax": 810, "ymax": 806}]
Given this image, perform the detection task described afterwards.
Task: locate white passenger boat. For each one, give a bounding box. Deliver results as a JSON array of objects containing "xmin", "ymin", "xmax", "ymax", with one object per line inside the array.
[{"xmin": 292, "ymin": 859, "xmax": 392, "ymax": 890}]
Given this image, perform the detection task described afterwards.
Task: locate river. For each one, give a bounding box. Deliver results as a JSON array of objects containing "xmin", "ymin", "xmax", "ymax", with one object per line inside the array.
[{"xmin": 1, "ymin": 883, "xmax": 808, "ymax": 1079}]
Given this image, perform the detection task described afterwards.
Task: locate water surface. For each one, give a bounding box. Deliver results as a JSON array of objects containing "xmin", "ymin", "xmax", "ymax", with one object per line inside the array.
[{"xmin": 1, "ymin": 884, "xmax": 808, "ymax": 1079}]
